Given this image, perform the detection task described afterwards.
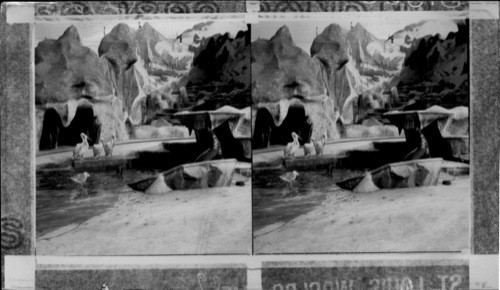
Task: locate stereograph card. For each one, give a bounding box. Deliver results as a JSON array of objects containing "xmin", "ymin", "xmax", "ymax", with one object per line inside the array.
[{"xmin": 1, "ymin": 1, "xmax": 498, "ymax": 289}]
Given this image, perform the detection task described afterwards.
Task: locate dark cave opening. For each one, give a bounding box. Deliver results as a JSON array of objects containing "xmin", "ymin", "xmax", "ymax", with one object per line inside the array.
[
  {"xmin": 213, "ymin": 120, "xmax": 246, "ymax": 161},
  {"xmin": 252, "ymin": 105, "xmax": 312, "ymax": 149},
  {"xmin": 39, "ymin": 105, "xmax": 102, "ymax": 151}
]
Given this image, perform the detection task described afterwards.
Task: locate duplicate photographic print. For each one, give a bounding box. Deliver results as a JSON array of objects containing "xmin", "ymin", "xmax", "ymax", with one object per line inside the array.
[
  {"xmin": 34, "ymin": 18, "xmax": 252, "ymax": 255},
  {"xmin": 252, "ymin": 15, "xmax": 470, "ymax": 253}
]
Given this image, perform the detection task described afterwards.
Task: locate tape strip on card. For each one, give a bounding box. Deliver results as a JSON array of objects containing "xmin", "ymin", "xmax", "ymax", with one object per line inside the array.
[{"xmin": 5, "ymin": 2, "xmax": 34, "ymax": 24}]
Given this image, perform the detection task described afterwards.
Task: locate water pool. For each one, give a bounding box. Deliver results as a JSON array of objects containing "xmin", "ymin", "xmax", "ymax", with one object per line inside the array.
[
  {"xmin": 36, "ymin": 169, "xmax": 161, "ymax": 237},
  {"xmin": 252, "ymin": 168, "xmax": 364, "ymax": 232}
]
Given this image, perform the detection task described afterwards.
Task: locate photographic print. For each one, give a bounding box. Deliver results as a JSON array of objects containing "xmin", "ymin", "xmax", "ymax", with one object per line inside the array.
[
  {"xmin": 34, "ymin": 18, "xmax": 252, "ymax": 255},
  {"xmin": 252, "ymin": 15, "xmax": 470, "ymax": 253}
]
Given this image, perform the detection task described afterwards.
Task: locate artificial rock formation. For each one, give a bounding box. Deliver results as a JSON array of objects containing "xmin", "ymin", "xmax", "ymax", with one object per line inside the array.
[
  {"xmin": 188, "ymin": 30, "xmax": 250, "ymax": 87},
  {"xmin": 98, "ymin": 23, "xmax": 170, "ymax": 126},
  {"xmin": 36, "ymin": 25, "xmax": 128, "ymax": 149},
  {"xmin": 311, "ymin": 24, "xmax": 362, "ymax": 123},
  {"xmin": 35, "ymin": 26, "xmax": 115, "ymax": 103},
  {"xmin": 98, "ymin": 23, "xmax": 143, "ymax": 122},
  {"xmin": 251, "ymin": 20, "xmax": 469, "ymax": 149},
  {"xmin": 36, "ymin": 22, "xmax": 252, "ymax": 150},
  {"xmin": 398, "ymin": 20, "xmax": 468, "ymax": 90},
  {"xmin": 252, "ymin": 24, "xmax": 366, "ymax": 148},
  {"xmin": 36, "ymin": 23, "xmax": 172, "ymax": 150},
  {"xmin": 185, "ymin": 27, "xmax": 251, "ymax": 110}
]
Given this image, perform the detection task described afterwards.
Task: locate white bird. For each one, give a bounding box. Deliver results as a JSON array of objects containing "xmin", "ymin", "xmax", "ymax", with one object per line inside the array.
[
  {"xmin": 93, "ymin": 139, "xmax": 104, "ymax": 158},
  {"xmin": 73, "ymin": 133, "xmax": 91, "ymax": 160},
  {"xmin": 284, "ymin": 132, "xmax": 301, "ymax": 159},
  {"xmin": 303, "ymin": 139, "xmax": 315, "ymax": 157},
  {"xmin": 104, "ymin": 133, "xmax": 116, "ymax": 157},
  {"xmin": 280, "ymin": 170, "xmax": 299, "ymax": 183},
  {"xmin": 71, "ymin": 172, "xmax": 90, "ymax": 186},
  {"xmin": 312, "ymin": 132, "xmax": 327, "ymax": 156},
  {"xmin": 101, "ymin": 283, "xmax": 109, "ymax": 290},
  {"xmin": 279, "ymin": 170, "xmax": 299, "ymax": 195}
]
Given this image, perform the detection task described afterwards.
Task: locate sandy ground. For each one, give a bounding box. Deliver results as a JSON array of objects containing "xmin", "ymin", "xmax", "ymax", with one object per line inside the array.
[
  {"xmin": 254, "ymin": 176, "xmax": 469, "ymax": 253},
  {"xmin": 37, "ymin": 179, "xmax": 251, "ymax": 255}
]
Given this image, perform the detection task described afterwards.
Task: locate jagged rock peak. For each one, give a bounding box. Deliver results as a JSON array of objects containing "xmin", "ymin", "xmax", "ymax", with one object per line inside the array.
[
  {"xmin": 271, "ymin": 25, "xmax": 293, "ymax": 42},
  {"xmin": 347, "ymin": 22, "xmax": 378, "ymax": 44},
  {"xmin": 321, "ymin": 24, "xmax": 344, "ymax": 39},
  {"xmin": 110, "ymin": 23, "xmax": 134, "ymax": 35},
  {"xmin": 136, "ymin": 22, "xmax": 167, "ymax": 42},
  {"xmin": 354, "ymin": 22, "xmax": 364, "ymax": 30},
  {"xmin": 98, "ymin": 23, "xmax": 136, "ymax": 57},
  {"xmin": 139, "ymin": 21, "xmax": 155, "ymax": 33},
  {"xmin": 351, "ymin": 22, "xmax": 371, "ymax": 33},
  {"xmin": 311, "ymin": 24, "xmax": 349, "ymax": 57},
  {"xmin": 59, "ymin": 25, "xmax": 81, "ymax": 43}
]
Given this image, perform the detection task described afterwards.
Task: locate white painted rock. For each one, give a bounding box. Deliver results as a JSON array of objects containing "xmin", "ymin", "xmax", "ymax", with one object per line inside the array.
[
  {"xmin": 353, "ymin": 172, "xmax": 379, "ymax": 193},
  {"xmin": 145, "ymin": 174, "xmax": 173, "ymax": 195}
]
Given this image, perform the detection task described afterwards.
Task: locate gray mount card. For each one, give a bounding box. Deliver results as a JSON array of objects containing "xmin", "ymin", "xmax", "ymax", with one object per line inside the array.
[{"xmin": 1, "ymin": 1, "xmax": 498, "ymax": 289}]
